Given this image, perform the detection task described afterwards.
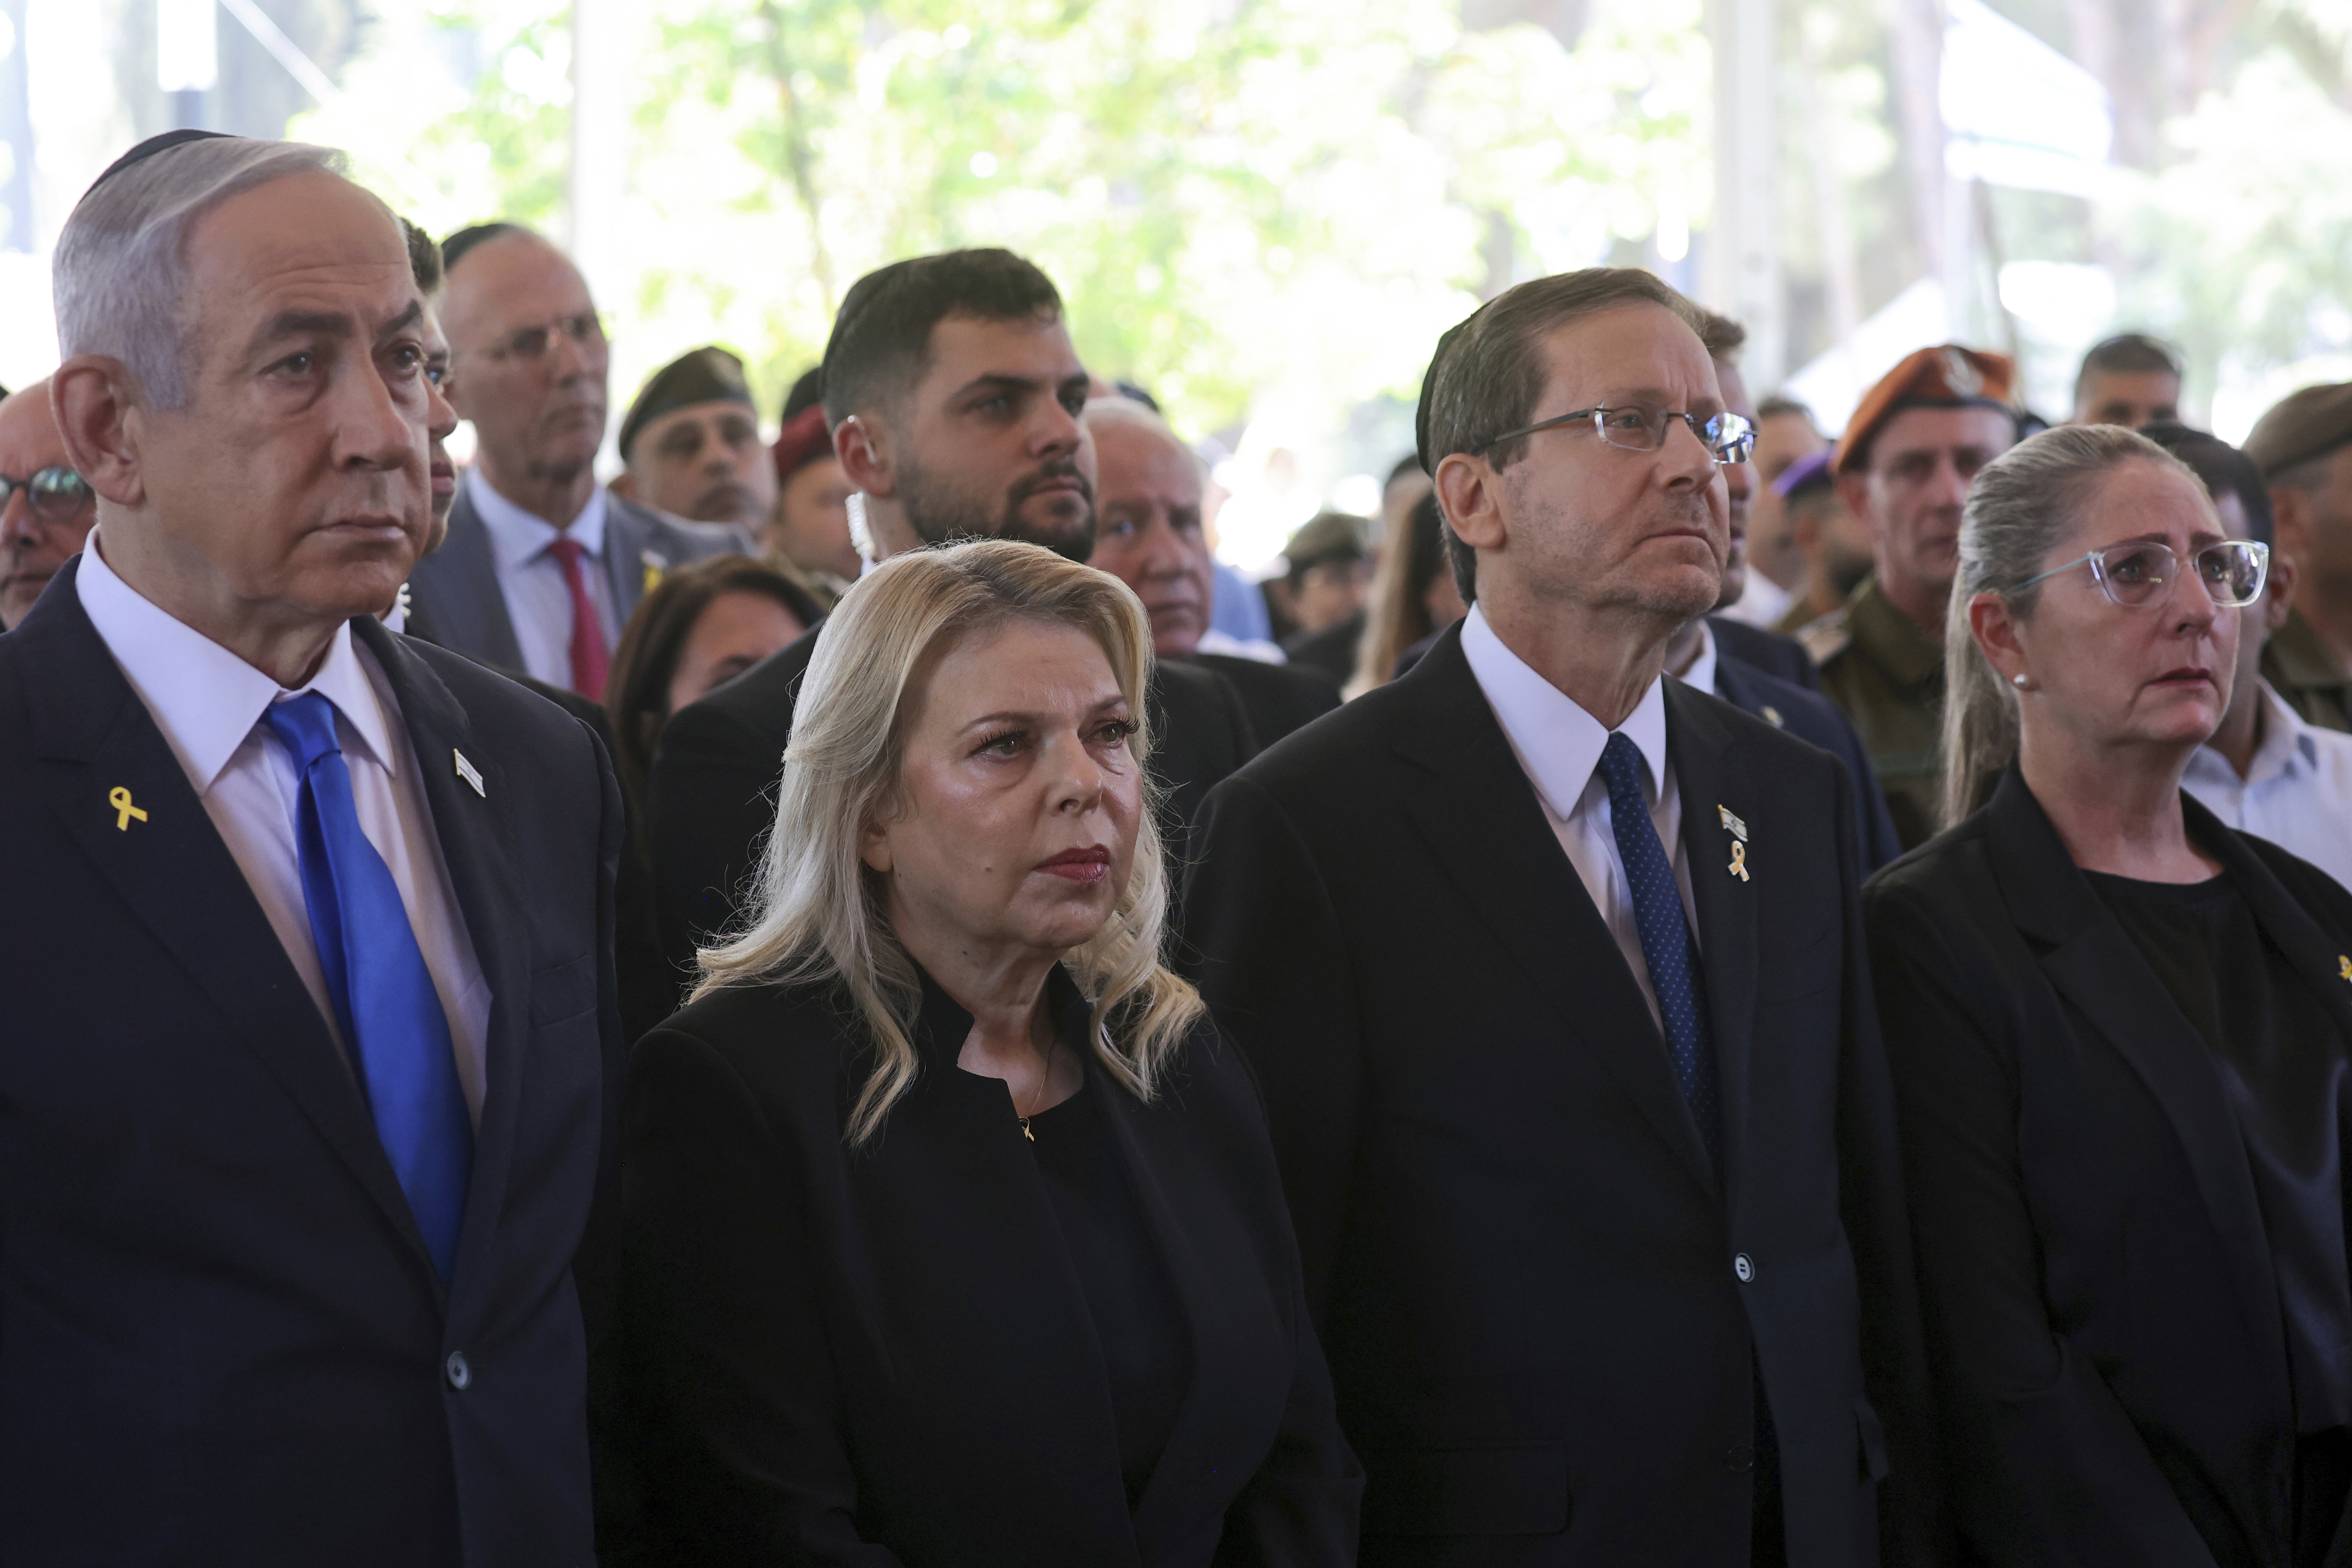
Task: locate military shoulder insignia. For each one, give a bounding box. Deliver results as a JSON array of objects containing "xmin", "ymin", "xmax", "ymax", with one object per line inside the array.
[{"xmin": 1797, "ymin": 609, "xmax": 1852, "ymax": 667}]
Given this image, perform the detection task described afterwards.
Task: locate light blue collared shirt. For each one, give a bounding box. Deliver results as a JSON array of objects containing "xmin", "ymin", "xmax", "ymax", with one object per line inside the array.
[{"xmin": 465, "ymin": 466, "xmax": 620, "ymax": 690}]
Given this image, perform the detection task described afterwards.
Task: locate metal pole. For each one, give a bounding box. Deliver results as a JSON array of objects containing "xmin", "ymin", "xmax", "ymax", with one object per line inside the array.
[{"xmin": 1706, "ymin": 0, "xmax": 1783, "ymax": 389}]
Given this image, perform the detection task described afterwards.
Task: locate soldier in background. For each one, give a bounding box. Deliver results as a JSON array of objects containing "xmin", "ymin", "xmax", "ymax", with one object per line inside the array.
[
  {"xmin": 1804, "ymin": 346, "xmax": 2018, "ymax": 847},
  {"xmin": 2245, "ymin": 381, "xmax": 2352, "ymax": 733}
]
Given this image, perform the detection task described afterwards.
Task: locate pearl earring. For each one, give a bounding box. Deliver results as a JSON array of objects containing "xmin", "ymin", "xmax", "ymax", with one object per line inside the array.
[{"xmin": 2011, "ymin": 673, "xmax": 2030, "ymax": 689}]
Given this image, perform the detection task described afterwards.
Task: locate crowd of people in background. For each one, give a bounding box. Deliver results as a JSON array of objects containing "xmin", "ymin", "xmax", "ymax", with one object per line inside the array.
[{"xmin": 9, "ymin": 124, "xmax": 2352, "ymax": 1568}]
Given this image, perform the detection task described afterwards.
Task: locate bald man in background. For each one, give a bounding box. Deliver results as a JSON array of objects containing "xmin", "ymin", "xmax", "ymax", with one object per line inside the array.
[
  {"xmin": 0, "ymin": 380, "xmax": 96, "ymax": 629},
  {"xmin": 404, "ymin": 224, "xmax": 744, "ymax": 696}
]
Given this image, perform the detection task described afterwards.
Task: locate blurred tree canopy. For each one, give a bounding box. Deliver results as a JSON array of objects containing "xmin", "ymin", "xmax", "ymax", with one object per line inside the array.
[{"xmin": 302, "ymin": 0, "xmax": 1708, "ymax": 442}]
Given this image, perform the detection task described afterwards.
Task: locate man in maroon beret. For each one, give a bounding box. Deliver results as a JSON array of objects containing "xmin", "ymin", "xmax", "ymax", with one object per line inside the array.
[
  {"xmin": 765, "ymin": 399, "xmax": 859, "ymax": 598},
  {"xmin": 1801, "ymin": 344, "xmax": 2017, "ymax": 847}
]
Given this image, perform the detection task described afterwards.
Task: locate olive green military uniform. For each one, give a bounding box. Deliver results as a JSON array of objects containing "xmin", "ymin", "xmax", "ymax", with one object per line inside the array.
[
  {"xmin": 1799, "ymin": 575, "xmax": 1946, "ymax": 849},
  {"xmin": 2261, "ymin": 607, "xmax": 2352, "ymax": 735}
]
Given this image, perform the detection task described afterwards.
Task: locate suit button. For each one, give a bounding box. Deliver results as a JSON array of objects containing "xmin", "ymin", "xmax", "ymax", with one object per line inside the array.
[
  {"xmin": 1733, "ymin": 1253, "xmax": 1755, "ymax": 1283},
  {"xmin": 444, "ymin": 1351, "xmax": 471, "ymax": 1390},
  {"xmin": 1726, "ymin": 1443, "xmax": 1756, "ymax": 1473}
]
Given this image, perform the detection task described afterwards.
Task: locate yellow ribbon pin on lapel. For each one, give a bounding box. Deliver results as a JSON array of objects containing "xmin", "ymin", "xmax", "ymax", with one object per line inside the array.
[
  {"xmin": 2340, "ymin": 955, "xmax": 2352, "ymax": 983},
  {"xmin": 1728, "ymin": 840, "xmax": 1750, "ymax": 882},
  {"xmin": 109, "ymin": 786, "xmax": 148, "ymax": 830}
]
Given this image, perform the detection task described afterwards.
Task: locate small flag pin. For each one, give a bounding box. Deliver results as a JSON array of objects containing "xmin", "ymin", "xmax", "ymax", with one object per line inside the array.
[{"xmin": 454, "ymin": 749, "xmax": 486, "ymax": 797}]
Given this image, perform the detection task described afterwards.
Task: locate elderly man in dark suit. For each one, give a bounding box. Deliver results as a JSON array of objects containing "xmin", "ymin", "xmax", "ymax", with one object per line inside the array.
[
  {"xmin": 647, "ymin": 248, "xmax": 1255, "ymax": 967},
  {"xmin": 0, "ymin": 132, "xmax": 622, "ymax": 1565},
  {"xmin": 406, "ymin": 222, "xmax": 745, "ymax": 698},
  {"xmin": 1182, "ymin": 268, "xmax": 1945, "ymax": 1566}
]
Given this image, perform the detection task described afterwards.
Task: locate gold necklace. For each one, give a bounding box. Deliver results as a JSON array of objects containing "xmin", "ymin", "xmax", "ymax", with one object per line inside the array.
[{"xmin": 1018, "ymin": 1035, "xmax": 1059, "ymax": 1143}]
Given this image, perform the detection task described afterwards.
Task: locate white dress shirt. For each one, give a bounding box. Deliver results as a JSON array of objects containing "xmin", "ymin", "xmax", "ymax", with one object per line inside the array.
[
  {"xmin": 1461, "ymin": 603, "xmax": 1699, "ymax": 1032},
  {"xmin": 2182, "ymin": 680, "xmax": 2352, "ymax": 895},
  {"xmin": 466, "ymin": 466, "xmax": 621, "ymax": 690},
  {"xmin": 1675, "ymin": 619, "xmax": 1724, "ymax": 699},
  {"xmin": 78, "ymin": 534, "xmax": 493, "ymax": 1121}
]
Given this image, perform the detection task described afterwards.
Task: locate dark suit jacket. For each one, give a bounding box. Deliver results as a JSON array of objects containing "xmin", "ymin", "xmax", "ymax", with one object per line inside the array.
[
  {"xmin": 1191, "ymin": 651, "xmax": 1341, "ymax": 747},
  {"xmin": 1864, "ymin": 769, "xmax": 2352, "ymax": 1566},
  {"xmin": 616, "ymin": 965, "xmax": 1363, "ymax": 1565},
  {"xmin": 0, "ymin": 561, "xmax": 624, "ymax": 1566},
  {"xmin": 406, "ymin": 482, "xmax": 749, "ymax": 672},
  {"xmin": 1180, "ymin": 623, "xmax": 1944, "ymax": 1567},
  {"xmin": 1712, "ymin": 616, "xmax": 1822, "ymax": 691},
  {"xmin": 1709, "ymin": 657, "xmax": 1904, "ymax": 873},
  {"xmin": 648, "ymin": 624, "xmax": 1259, "ymax": 966}
]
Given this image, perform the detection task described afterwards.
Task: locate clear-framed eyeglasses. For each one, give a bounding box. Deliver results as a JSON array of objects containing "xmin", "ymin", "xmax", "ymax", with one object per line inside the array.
[
  {"xmin": 2011, "ymin": 538, "xmax": 2270, "ymax": 610},
  {"xmin": 1477, "ymin": 405, "xmax": 1757, "ymax": 466}
]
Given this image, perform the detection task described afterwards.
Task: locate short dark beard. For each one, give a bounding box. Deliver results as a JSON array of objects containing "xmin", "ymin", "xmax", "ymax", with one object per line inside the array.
[{"xmin": 897, "ymin": 449, "xmax": 1097, "ymax": 563}]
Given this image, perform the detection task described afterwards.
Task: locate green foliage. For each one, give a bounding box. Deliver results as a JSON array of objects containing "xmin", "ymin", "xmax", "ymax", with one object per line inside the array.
[{"xmin": 307, "ymin": 0, "xmax": 1709, "ymax": 444}]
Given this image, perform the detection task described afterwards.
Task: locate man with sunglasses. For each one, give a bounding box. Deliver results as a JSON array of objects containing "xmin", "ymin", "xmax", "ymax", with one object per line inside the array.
[
  {"xmin": 406, "ymin": 223, "xmax": 745, "ymax": 698},
  {"xmin": 0, "ymin": 378, "xmax": 96, "ymax": 629},
  {"xmin": 1803, "ymin": 346, "xmax": 2020, "ymax": 848},
  {"xmin": 1183, "ymin": 267, "xmax": 1945, "ymax": 1565}
]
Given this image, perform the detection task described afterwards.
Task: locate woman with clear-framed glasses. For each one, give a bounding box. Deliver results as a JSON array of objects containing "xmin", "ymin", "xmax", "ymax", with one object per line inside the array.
[{"xmin": 1864, "ymin": 424, "xmax": 2352, "ymax": 1566}]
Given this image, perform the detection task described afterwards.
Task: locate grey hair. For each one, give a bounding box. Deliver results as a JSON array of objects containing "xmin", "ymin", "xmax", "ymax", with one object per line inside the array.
[
  {"xmin": 1941, "ymin": 423, "xmax": 2203, "ymax": 827},
  {"xmin": 1080, "ymin": 395, "xmax": 1205, "ymax": 473},
  {"xmin": 54, "ymin": 138, "xmax": 351, "ymax": 409}
]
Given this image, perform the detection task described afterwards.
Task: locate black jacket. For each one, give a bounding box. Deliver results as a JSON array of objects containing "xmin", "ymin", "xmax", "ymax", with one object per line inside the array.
[
  {"xmin": 1179, "ymin": 623, "xmax": 1945, "ymax": 1566},
  {"xmin": 1709, "ymin": 657, "xmax": 1904, "ymax": 873},
  {"xmin": 1865, "ymin": 768, "xmax": 2352, "ymax": 1566},
  {"xmin": 647, "ymin": 624, "xmax": 1257, "ymax": 966},
  {"xmin": 1712, "ymin": 615, "xmax": 1822, "ymax": 691},
  {"xmin": 614, "ymin": 966, "xmax": 1363, "ymax": 1565},
  {"xmin": 0, "ymin": 561, "xmax": 623, "ymax": 1566},
  {"xmin": 1189, "ymin": 652, "xmax": 1341, "ymax": 747}
]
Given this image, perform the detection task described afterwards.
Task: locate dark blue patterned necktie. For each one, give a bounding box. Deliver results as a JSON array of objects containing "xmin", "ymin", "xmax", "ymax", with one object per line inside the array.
[
  {"xmin": 265, "ymin": 692, "xmax": 474, "ymax": 1276},
  {"xmin": 1596, "ymin": 731, "xmax": 1723, "ymax": 1170}
]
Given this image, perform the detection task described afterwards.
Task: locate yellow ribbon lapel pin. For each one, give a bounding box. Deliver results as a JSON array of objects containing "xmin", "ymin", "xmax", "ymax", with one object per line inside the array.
[
  {"xmin": 2340, "ymin": 955, "xmax": 2351, "ymax": 984},
  {"xmin": 1718, "ymin": 805, "xmax": 1751, "ymax": 882},
  {"xmin": 109, "ymin": 786, "xmax": 149, "ymax": 831}
]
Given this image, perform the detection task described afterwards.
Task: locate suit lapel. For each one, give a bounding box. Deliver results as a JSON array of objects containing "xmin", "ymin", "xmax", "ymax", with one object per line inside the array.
[
  {"xmin": 1395, "ymin": 634, "xmax": 1718, "ymax": 1196},
  {"xmin": 603, "ymin": 498, "xmax": 654, "ymax": 626},
  {"xmin": 420, "ymin": 490, "xmax": 524, "ymax": 669},
  {"xmin": 1984, "ymin": 772, "xmax": 2286, "ymax": 1372},
  {"xmin": 1666, "ymin": 683, "xmax": 1762, "ymax": 1184},
  {"xmin": 20, "ymin": 569, "xmax": 438, "ymax": 1275},
  {"xmin": 355, "ymin": 621, "xmax": 532, "ymax": 1310}
]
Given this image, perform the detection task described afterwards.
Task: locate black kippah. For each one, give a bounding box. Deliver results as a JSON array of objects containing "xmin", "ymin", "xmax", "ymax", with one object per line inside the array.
[{"xmin": 79, "ymin": 130, "xmax": 237, "ymax": 205}]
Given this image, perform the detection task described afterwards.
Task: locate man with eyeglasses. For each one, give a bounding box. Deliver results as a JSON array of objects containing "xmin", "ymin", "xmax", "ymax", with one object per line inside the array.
[
  {"xmin": 406, "ymin": 222, "xmax": 745, "ymax": 698},
  {"xmin": 0, "ymin": 378, "xmax": 96, "ymax": 630},
  {"xmin": 1802, "ymin": 345, "xmax": 2019, "ymax": 848},
  {"xmin": 1183, "ymin": 267, "xmax": 1946, "ymax": 1566},
  {"xmin": 610, "ymin": 345, "xmax": 776, "ymax": 535}
]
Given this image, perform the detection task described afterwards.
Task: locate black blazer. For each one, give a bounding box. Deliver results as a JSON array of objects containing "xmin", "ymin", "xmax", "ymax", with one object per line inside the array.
[
  {"xmin": 1189, "ymin": 651, "xmax": 1341, "ymax": 747},
  {"xmin": 1864, "ymin": 768, "xmax": 2352, "ymax": 1566},
  {"xmin": 1179, "ymin": 623, "xmax": 1945, "ymax": 1567},
  {"xmin": 0, "ymin": 560, "xmax": 624, "ymax": 1566},
  {"xmin": 1709, "ymin": 657, "xmax": 1904, "ymax": 873},
  {"xmin": 647, "ymin": 623, "xmax": 1259, "ymax": 966},
  {"xmin": 615, "ymin": 966, "xmax": 1363, "ymax": 1565},
  {"xmin": 1712, "ymin": 616, "xmax": 1822, "ymax": 691}
]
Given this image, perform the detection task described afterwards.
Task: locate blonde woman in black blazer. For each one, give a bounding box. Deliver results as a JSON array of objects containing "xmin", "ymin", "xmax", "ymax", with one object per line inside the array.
[
  {"xmin": 614, "ymin": 539, "xmax": 1360, "ymax": 1566},
  {"xmin": 1868, "ymin": 424, "xmax": 2352, "ymax": 1566}
]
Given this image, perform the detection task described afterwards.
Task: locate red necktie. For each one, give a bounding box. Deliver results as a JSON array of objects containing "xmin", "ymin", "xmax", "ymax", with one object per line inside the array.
[{"xmin": 546, "ymin": 536, "xmax": 610, "ymax": 699}]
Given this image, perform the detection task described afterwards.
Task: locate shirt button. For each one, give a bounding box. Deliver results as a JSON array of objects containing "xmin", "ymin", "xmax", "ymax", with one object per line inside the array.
[
  {"xmin": 1733, "ymin": 1253, "xmax": 1755, "ymax": 1283},
  {"xmin": 1725, "ymin": 1443, "xmax": 1756, "ymax": 1473},
  {"xmin": 444, "ymin": 1351, "xmax": 472, "ymax": 1390}
]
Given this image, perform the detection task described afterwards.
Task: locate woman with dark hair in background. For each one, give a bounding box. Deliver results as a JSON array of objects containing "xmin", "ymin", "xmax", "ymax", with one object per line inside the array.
[
  {"xmin": 1350, "ymin": 489, "xmax": 1465, "ymax": 693},
  {"xmin": 605, "ymin": 554, "xmax": 824, "ymax": 824},
  {"xmin": 1865, "ymin": 423, "xmax": 2352, "ymax": 1565}
]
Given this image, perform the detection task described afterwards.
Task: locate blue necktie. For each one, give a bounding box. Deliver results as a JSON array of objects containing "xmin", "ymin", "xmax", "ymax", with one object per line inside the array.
[
  {"xmin": 1596, "ymin": 731, "xmax": 1723, "ymax": 1170},
  {"xmin": 264, "ymin": 692, "xmax": 473, "ymax": 1277}
]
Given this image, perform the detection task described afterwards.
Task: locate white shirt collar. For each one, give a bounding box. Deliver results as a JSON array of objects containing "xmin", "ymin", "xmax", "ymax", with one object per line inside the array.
[
  {"xmin": 1460, "ymin": 601, "xmax": 1671, "ymax": 818},
  {"xmin": 77, "ymin": 529, "xmax": 399, "ymax": 794},
  {"xmin": 1675, "ymin": 619, "xmax": 1721, "ymax": 699},
  {"xmin": 465, "ymin": 464, "xmax": 608, "ymax": 573}
]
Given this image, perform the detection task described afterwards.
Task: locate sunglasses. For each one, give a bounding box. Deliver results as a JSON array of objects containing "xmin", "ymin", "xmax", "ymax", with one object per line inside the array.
[{"xmin": 0, "ymin": 467, "xmax": 93, "ymax": 523}]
